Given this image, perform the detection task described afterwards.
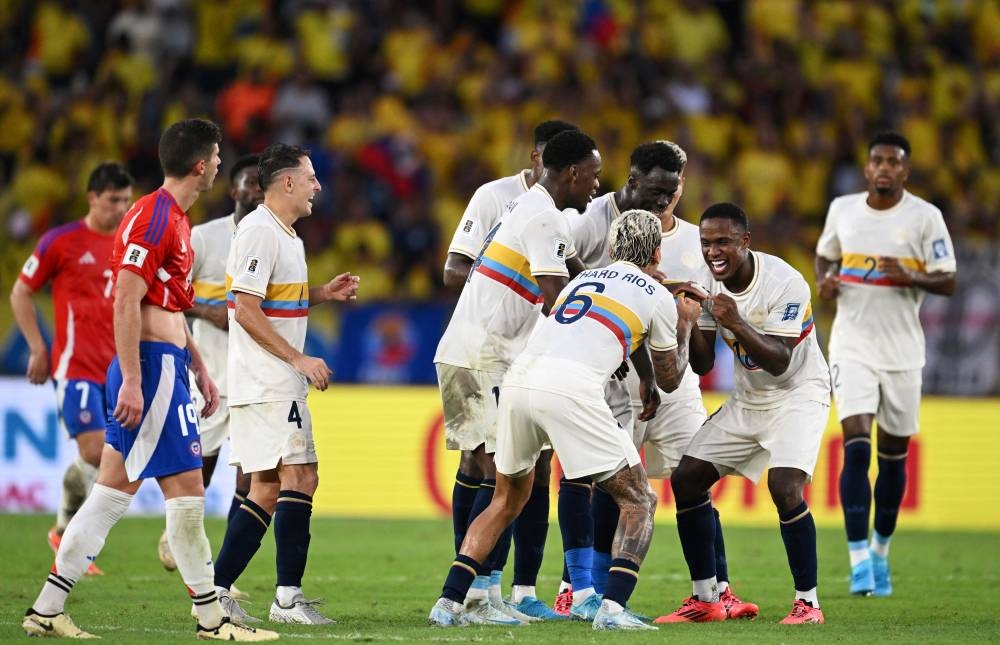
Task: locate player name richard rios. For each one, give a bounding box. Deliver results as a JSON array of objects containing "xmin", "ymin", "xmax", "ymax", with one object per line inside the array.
[{"xmin": 576, "ymin": 267, "xmax": 658, "ymax": 294}]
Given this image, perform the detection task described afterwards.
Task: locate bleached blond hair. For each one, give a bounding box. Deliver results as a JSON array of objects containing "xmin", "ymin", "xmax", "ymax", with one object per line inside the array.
[{"xmin": 609, "ymin": 209, "xmax": 661, "ymax": 266}]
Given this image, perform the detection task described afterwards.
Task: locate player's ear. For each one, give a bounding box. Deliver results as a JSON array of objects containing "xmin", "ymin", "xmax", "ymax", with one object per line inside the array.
[{"xmin": 193, "ymin": 158, "xmax": 206, "ymax": 177}]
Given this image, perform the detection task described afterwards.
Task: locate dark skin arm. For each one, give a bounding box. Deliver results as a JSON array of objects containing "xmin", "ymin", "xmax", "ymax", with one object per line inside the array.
[
  {"xmin": 536, "ymin": 274, "xmax": 569, "ymax": 316},
  {"xmin": 566, "ymin": 255, "xmax": 586, "ymax": 279},
  {"xmin": 814, "ymin": 256, "xmax": 841, "ymax": 300},
  {"xmin": 705, "ymin": 292, "xmax": 795, "ymax": 376},
  {"xmin": 629, "ymin": 343, "xmax": 659, "ymax": 421},
  {"xmin": 443, "ymin": 252, "xmax": 474, "ymax": 291},
  {"xmin": 187, "ymin": 303, "xmax": 228, "ymax": 330},
  {"xmin": 877, "ymin": 256, "xmax": 956, "ymax": 296},
  {"xmin": 687, "ymin": 326, "xmax": 716, "ymax": 376}
]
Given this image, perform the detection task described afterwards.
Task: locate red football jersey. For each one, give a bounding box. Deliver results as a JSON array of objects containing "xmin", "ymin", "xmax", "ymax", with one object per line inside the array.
[
  {"xmin": 18, "ymin": 220, "xmax": 117, "ymax": 383},
  {"xmin": 111, "ymin": 188, "xmax": 195, "ymax": 312}
]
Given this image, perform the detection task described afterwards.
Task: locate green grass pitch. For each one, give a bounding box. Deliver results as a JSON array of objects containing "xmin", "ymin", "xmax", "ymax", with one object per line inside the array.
[{"xmin": 2, "ymin": 514, "xmax": 997, "ymax": 642}]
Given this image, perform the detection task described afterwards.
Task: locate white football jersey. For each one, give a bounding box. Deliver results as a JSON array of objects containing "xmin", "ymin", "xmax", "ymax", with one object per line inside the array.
[
  {"xmin": 628, "ymin": 216, "xmax": 713, "ymax": 406},
  {"xmin": 447, "ymin": 169, "xmax": 532, "ymax": 260},
  {"xmin": 506, "ymin": 261, "xmax": 679, "ymax": 401},
  {"xmin": 698, "ymin": 251, "xmax": 830, "ymax": 409},
  {"xmin": 816, "ymin": 190, "xmax": 956, "ymax": 370},
  {"xmin": 569, "ymin": 192, "xmax": 620, "ymax": 269},
  {"xmin": 434, "ymin": 184, "xmax": 573, "ymax": 374},
  {"xmin": 190, "ymin": 214, "xmax": 234, "ymax": 394},
  {"xmin": 226, "ymin": 205, "xmax": 310, "ymax": 405}
]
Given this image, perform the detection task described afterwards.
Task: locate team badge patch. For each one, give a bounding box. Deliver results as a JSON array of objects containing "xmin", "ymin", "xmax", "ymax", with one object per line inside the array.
[
  {"xmin": 552, "ymin": 238, "xmax": 568, "ymax": 262},
  {"xmin": 781, "ymin": 303, "xmax": 801, "ymax": 321},
  {"xmin": 123, "ymin": 243, "xmax": 148, "ymax": 268},
  {"xmin": 932, "ymin": 239, "xmax": 948, "ymax": 259},
  {"xmin": 462, "ymin": 219, "xmax": 476, "ymax": 235},
  {"xmin": 21, "ymin": 255, "xmax": 39, "ymax": 278},
  {"xmin": 189, "ymin": 441, "xmax": 202, "ymax": 456},
  {"xmin": 79, "ymin": 410, "xmax": 92, "ymax": 425},
  {"xmin": 244, "ymin": 255, "xmax": 261, "ymax": 277}
]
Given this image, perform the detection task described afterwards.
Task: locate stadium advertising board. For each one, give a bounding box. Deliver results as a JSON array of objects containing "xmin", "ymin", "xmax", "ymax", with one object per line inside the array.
[
  {"xmin": 310, "ymin": 387, "xmax": 1000, "ymax": 530},
  {"xmin": 0, "ymin": 377, "xmax": 234, "ymax": 515},
  {"xmin": 3, "ymin": 379, "xmax": 996, "ymax": 529}
]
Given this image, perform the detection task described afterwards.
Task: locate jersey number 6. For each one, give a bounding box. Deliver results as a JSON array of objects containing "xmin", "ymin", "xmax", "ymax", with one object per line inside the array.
[{"xmin": 554, "ymin": 282, "xmax": 605, "ymax": 324}]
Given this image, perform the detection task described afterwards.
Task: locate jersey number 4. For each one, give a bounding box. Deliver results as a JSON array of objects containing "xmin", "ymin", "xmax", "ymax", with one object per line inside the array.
[{"xmin": 288, "ymin": 402, "xmax": 303, "ymax": 429}]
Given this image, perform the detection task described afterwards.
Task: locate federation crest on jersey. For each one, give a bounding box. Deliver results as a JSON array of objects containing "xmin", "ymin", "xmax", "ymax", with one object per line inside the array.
[
  {"xmin": 123, "ymin": 243, "xmax": 148, "ymax": 268},
  {"xmin": 932, "ymin": 238, "xmax": 948, "ymax": 259},
  {"xmin": 781, "ymin": 303, "xmax": 800, "ymax": 321},
  {"xmin": 462, "ymin": 219, "xmax": 476, "ymax": 235}
]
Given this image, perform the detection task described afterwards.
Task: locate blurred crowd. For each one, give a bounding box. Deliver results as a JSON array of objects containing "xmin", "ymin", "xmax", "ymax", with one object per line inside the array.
[{"xmin": 2, "ymin": 0, "xmax": 999, "ymax": 317}]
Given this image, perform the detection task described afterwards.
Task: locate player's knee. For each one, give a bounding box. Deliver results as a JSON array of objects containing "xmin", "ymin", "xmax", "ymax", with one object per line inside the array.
[
  {"xmin": 533, "ymin": 455, "xmax": 551, "ymax": 483},
  {"xmin": 670, "ymin": 467, "xmax": 702, "ymax": 503},
  {"xmin": 458, "ymin": 451, "xmax": 483, "ymax": 478},
  {"xmin": 767, "ymin": 476, "xmax": 804, "ymax": 512}
]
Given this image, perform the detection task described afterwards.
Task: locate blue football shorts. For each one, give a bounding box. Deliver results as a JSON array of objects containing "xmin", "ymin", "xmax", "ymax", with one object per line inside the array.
[{"xmin": 105, "ymin": 341, "xmax": 203, "ymax": 482}]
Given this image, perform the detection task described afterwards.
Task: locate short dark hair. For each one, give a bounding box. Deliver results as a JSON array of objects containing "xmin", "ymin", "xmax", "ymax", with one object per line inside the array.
[
  {"xmin": 158, "ymin": 119, "xmax": 222, "ymax": 178},
  {"xmin": 701, "ymin": 202, "xmax": 749, "ymax": 233},
  {"xmin": 258, "ymin": 144, "xmax": 311, "ymax": 191},
  {"xmin": 229, "ymin": 153, "xmax": 261, "ymax": 185},
  {"xmin": 541, "ymin": 130, "xmax": 598, "ymax": 171},
  {"xmin": 86, "ymin": 162, "xmax": 134, "ymax": 193},
  {"xmin": 534, "ymin": 120, "xmax": 579, "ymax": 147},
  {"xmin": 630, "ymin": 141, "xmax": 686, "ymax": 175},
  {"xmin": 869, "ymin": 131, "xmax": 911, "ymax": 158}
]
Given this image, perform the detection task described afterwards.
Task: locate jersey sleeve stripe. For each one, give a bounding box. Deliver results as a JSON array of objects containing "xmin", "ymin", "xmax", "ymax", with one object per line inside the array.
[{"xmin": 144, "ymin": 194, "xmax": 167, "ymax": 245}]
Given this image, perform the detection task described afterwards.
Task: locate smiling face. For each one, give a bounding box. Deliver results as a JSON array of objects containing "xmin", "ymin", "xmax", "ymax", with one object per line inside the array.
[
  {"xmin": 864, "ymin": 143, "xmax": 909, "ymax": 198},
  {"xmin": 566, "ymin": 150, "xmax": 602, "ymax": 211},
  {"xmin": 287, "ymin": 155, "xmax": 321, "ymax": 217},
  {"xmin": 700, "ymin": 216, "xmax": 751, "ymax": 283}
]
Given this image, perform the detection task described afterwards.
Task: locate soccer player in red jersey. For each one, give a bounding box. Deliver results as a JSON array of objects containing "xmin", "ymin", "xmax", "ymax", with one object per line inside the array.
[
  {"xmin": 10, "ymin": 162, "xmax": 134, "ymax": 576},
  {"xmin": 21, "ymin": 119, "xmax": 277, "ymax": 641}
]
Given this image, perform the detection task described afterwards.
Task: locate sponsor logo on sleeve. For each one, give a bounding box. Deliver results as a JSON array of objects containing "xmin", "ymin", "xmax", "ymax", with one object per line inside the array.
[
  {"xmin": 932, "ymin": 238, "xmax": 948, "ymax": 259},
  {"xmin": 123, "ymin": 243, "xmax": 148, "ymax": 268},
  {"xmin": 552, "ymin": 238, "xmax": 567, "ymax": 262},
  {"xmin": 21, "ymin": 255, "xmax": 39, "ymax": 278},
  {"xmin": 781, "ymin": 302, "xmax": 801, "ymax": 321},
  {"xmin": 244, "ymin": 255, "xmax": 261, "ymax": 277}
]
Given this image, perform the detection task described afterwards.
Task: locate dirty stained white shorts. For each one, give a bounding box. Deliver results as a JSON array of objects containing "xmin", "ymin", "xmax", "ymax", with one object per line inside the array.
[
  {"xmin": 436, "ymin": 363, "xmax": 503, "ymax": 453},
  {"xmin": 229, "ymin": 400, "xmax": 316, "ymax": 473}
]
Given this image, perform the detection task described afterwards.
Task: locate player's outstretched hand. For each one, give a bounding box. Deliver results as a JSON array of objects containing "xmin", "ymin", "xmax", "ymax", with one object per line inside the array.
[
  {"xmin": 702, "ymin": 292, "xmax": 741, "ymax": 329},
  {"xmin": 26, "ymin": 347, "xmax": 50, "ymax": 384},
  {"xmin": 114, "ymin": 380, "xmax": 144, "ymax": 430},
  {"xmin": 817, "ymin": 273, "xmax": 841, "ymax": 300},
  {"xmin": 195, "ymin": 371, "xmax": 220, "ymax": 418},
  {"xmin": 877, "ymin": 256, "xmax": 914, "ymax": 286},
  {"xmin": 324, "ymin": 272, "xmax": 361, "ymax": 302},
  {"xmin": 637, "ymin": 378, "xmax": 661, "ymax": 421},
  {"xmin": 293, "ymin": 354, "xmax": 333, "ymax": 391}
]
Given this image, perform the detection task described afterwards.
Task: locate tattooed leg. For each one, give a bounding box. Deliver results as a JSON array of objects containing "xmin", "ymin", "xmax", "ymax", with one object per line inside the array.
[{"xmin": 597, "ymin": 464, "xmax": 657, "ymax": 565}]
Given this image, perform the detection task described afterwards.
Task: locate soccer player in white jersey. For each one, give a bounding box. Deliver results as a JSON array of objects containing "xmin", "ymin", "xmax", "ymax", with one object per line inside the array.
[
  {"xmin": 211, "ymin": 144, "xmax": 360, "ymax": 625},
  {"xmin": 429, "ymin": 209, "xmax": 700, "ymax": 630},
  {"xmin": 620, "ymin": 141, "xmax": 758, "ymax": 620},
  {"xmin": 157, "ymin": 155, "xmax": 262, "ymax": 604},
  {"xmin": 553, "ymin": 140, "xmax": 683, "ymax": 618},
  {"xmin": 815, "ymin": 132, "xmax": 956, "ymax": 597},
  {"xmin": 657, "ymin": 203, "xmax": 831, "ymax": 626},
  {"xmin": 433, "ymin": 129, "xmax": 601, "ymax": 626},
  {"xmin": 441, "ymin": 120, "xmax": 579, "ymax": 621}
]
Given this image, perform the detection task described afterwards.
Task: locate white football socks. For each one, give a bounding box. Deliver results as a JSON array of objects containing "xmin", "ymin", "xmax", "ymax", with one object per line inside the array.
[
  {"xmin": 165, "ymin": 496, "xmax": 223, "ymax": 628},
  {"xmin": 693, "ymin": 576, "xmax": 720, "ymax": 603},
  {"xmin": 35, "ymin": 483, "xmax": 133, "ymax": 615},
  {"xmin": 511, "ymin": 585, "xmax": 536, "ymax": 603},
  {"xmin": 56, "ymin": 457, "xmax": 99, "ymax": 532},
  {"xmin": 796, "ymin": 586, "xmax": 819, "ymax": 608}
]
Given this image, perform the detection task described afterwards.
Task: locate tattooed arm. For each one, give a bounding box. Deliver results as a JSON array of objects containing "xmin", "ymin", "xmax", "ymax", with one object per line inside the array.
[{"xmin": 650, "ymin": 294, "xmax": 699, "ymax": 392}]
